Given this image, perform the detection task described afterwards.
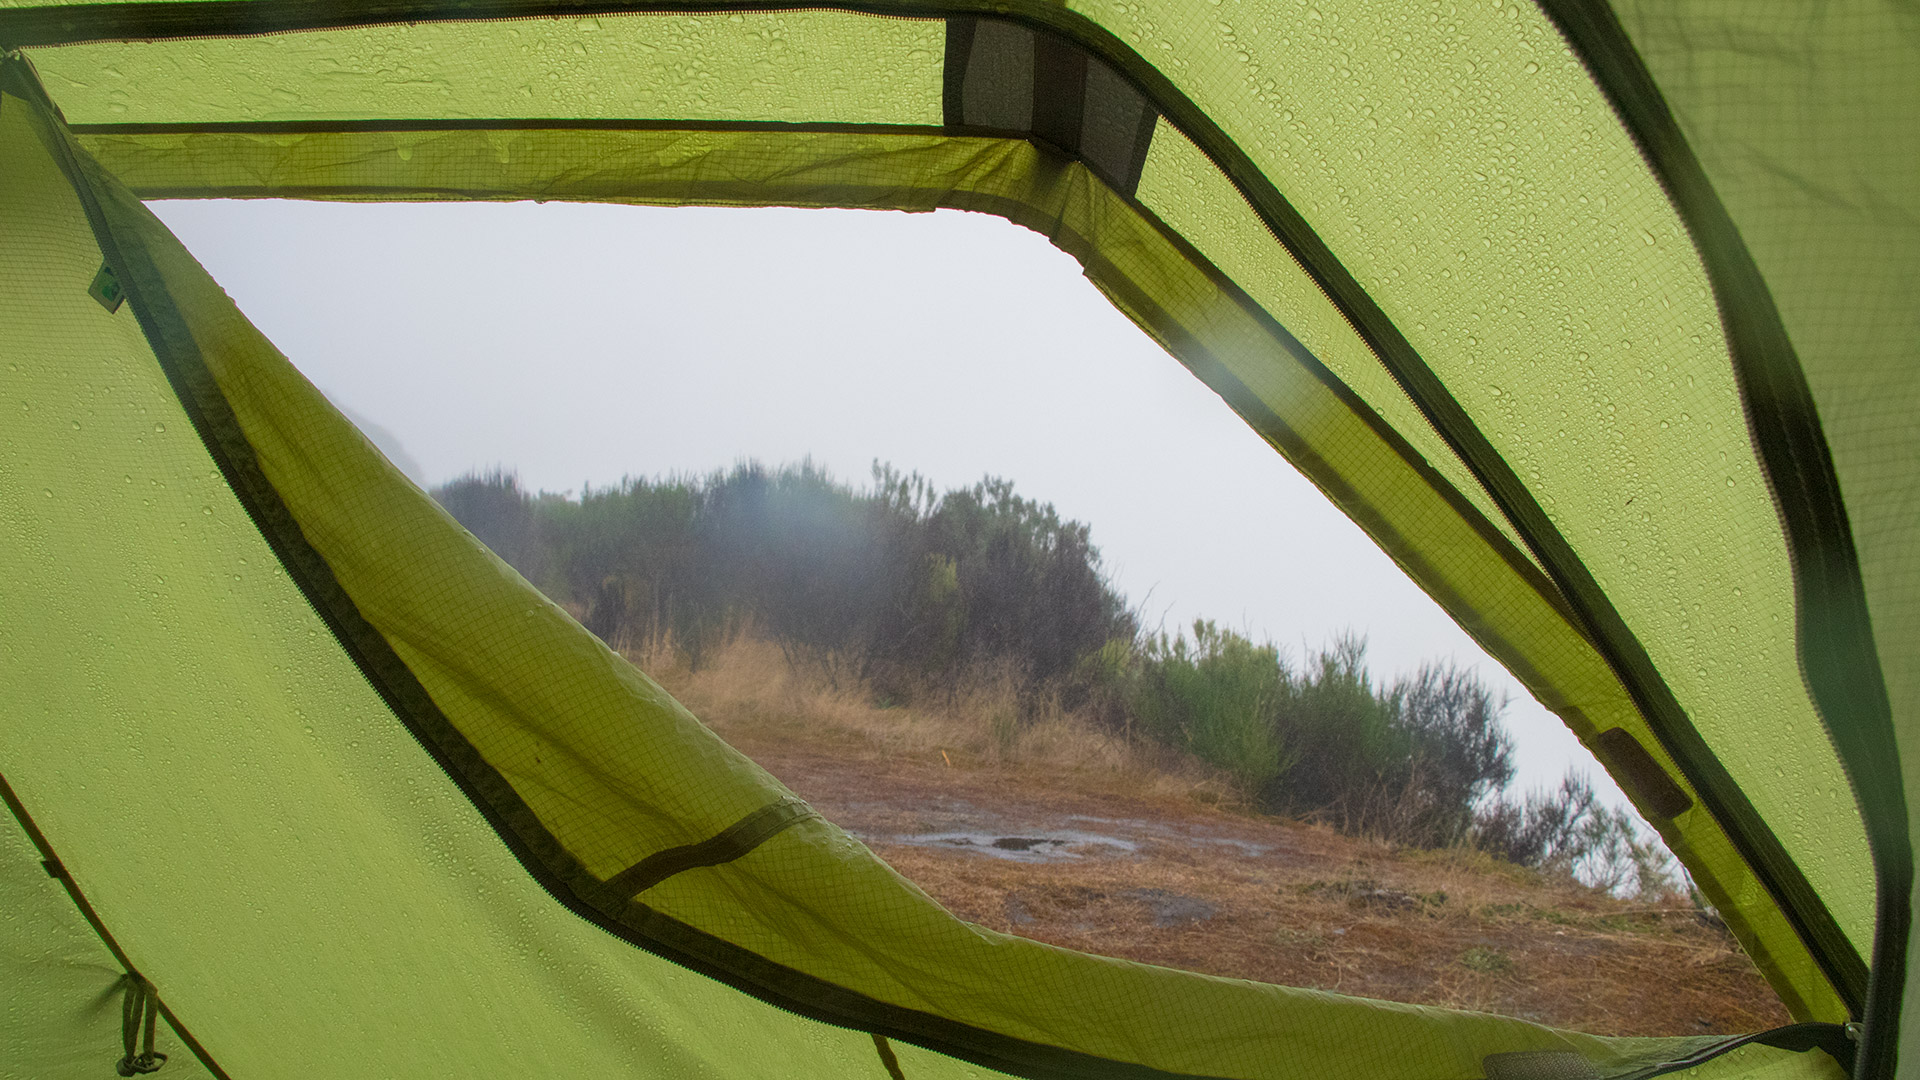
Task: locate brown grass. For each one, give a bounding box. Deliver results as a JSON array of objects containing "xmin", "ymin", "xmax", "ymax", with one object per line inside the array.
[
  {"xmin": 643, "ymin": 635, "xmax": 1239, "ymax": 805},
  {"xmin": 638, "ymin": 633, "xmax": 1793, "ymax": 1038}
]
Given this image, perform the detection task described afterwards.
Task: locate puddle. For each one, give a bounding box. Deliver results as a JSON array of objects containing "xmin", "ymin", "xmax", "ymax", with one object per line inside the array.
[
  {"xmin": 1062, "ymin": 814, "xmax": 1274, "ymax": 858},
  {"xmin": 1192, "ymin": 836, "xmax": 1272, "ymax": 857},
  {"xmin": 898, "ymin": 830, "xmax": 1138, "ymax": 862}
]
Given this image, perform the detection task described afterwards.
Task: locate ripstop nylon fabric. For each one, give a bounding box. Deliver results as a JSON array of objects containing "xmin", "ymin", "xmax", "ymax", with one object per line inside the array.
[
  {"xmin": 0, "ymin": 83, "xmax": 995, "ymax": 1080},
  {"xmin": 1068, "ymin": 0, "xmax": 1871, "ymax": 964},
  {"xmin": 73, "ymin": 87, "xmax": 1751, "ymax": 1080},
  {"xmin": 27, "ymin": 2, "xmax": 1860, "ymax": 1017},
  {"xmin": 0, "ymin": 0, "xmax": 1903, "ymax": 1072},
  {"xmin": 0, "ymin": 48, "xmax": 1852, "ymax": 1076},
  {"xmin": 1604, "ymin": 0, "xmax": 1920, "ymax": 1055},
  {"xmin": 0, "ymin": 805, "xmax": 219, "ymax": 1079}
]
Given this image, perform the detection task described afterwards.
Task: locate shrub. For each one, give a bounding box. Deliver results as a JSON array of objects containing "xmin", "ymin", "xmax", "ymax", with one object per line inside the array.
[
  {"xmin": 434, "ymin": 459, "xmax": 1132, "ymax": 693},
  {"xmin": 1129, "ymin": 621, "xmax": 1293, "ymax": 792},
  {"xmin": 1473, "ymin": 770, "xmax": 1680, "ymax": 896},
  {"xmin": 436, "ymin": 459, "xmax": 1672, "ymax": 883}
]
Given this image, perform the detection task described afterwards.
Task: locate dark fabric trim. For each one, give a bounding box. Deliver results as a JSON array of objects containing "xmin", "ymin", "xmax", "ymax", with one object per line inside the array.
[
  {"xmin": 1620, "ymin": 1021, "xmax": 1853, "ymax": 1080},
  {"xmin": 874, "ymin": 1034, "xmax": 910, "ymax": 1080},
  {"xmin": 2, "ymin": 58, "xmax": 1237, "ymax": 1080},
  {"xmin": 1536, "ymin": 0, "xmax": 1904, "ymax": 1049},
  {"xmin": 0, "ymin": 774, "xmax": 234, "ymax": 1080},
  {"xmin": 939, "ymin": 17, "xmax": 972, "ymax": 130},
  {"xmin": 941, "ymin": 16, "xmax": 1153, "ymax": 195},
  {"xmin": 603, "ymin": 798, "xmax": 815, "ymax": 898},
  {"xmin": 1120, "ymin": 102, "xmax": 1156, "ymax": 201},
  {"xmin": 1593, "ymin": 728, "xmax": 1692, "ymax": 822},
  {"xmin": 1028, "ymin": 30, "xmax": 1084, "ymax": 157}
]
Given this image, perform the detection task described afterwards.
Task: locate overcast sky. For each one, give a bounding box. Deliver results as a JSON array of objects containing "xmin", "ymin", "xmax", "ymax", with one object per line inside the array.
[{"xmin": 153, "ymin": 198, "xmax": 1624, "ymax": 805}]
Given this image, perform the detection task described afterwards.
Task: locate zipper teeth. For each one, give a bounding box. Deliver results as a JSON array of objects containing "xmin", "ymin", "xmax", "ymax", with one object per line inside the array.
[
  {"xmin": 1532, "ymin": 0, "xmax": 1873, "ymax": 863},
  {"xmin": 1526, "ymin": 0, "xmax": 1876, "ymax": 1018},
  {"xmin": 1087, "ymin": 0, "xmax": 1864, "ymax": 1014}
]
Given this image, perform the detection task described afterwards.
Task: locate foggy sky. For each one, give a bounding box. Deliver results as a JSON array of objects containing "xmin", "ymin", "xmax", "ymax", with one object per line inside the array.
[{"xmin": 153, "ymin": 197, "xmax": 1622, "ymax": 805}]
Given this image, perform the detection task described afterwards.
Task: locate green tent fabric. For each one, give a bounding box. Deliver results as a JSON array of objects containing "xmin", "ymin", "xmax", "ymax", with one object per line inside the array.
[{"xmin": 0, "ymin": 1, "xmax": 1909, "ymax": 1077}]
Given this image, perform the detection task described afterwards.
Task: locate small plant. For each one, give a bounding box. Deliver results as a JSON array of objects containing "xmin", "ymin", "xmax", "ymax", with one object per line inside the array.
[
  {"xmin": 1274, "ymin": 926, "xmax": 1329, "ymax": 950},
  {"xmin": 988, "ymin": 704, "xmax": 1020, "ymax": 757},
  {"xmin": 1460, "ymin": 946, "xmax": 1512, "ymax": 974}
]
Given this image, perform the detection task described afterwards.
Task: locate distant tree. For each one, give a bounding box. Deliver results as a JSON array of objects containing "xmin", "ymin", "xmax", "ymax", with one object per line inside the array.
[
  {"xmin": 1382, "ymin": 662, "xmax": 1515, "ymax": 845},
  {"xmin": 916, "ymin": 476, "xmax": 1135, "ymax": 692},
  {"xmin": 1474, "ymin": 769, "xmax": 1600, "ymax": 872},
  {"xmin": 1474, "ymin": 770, "xmax": 1681, "ymax": 897},
  {"xmin": 1265, "ymin": 636, "xmax": 1405, "ymax": 827},
  {"xmin": 435, "ymin": 460, "xmax": 1132, "ymax": 691},
  {"xmin": 434, "ymin": 469, "xmax": 542, "ymax": 578},
  {"xmin": 433, "ymin": 459, "xmax": 1674, "ymax": 873}
]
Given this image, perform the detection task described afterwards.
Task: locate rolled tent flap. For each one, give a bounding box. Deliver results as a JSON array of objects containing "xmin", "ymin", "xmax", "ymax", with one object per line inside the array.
[{"xmin": 0, "ymin": 0, "xmax": 1909, "ymax": 1076}]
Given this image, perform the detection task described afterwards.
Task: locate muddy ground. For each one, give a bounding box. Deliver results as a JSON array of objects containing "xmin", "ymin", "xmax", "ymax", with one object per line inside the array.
[{"xmin": 717, "ymin": 730, "xmax": 1793, "ymax": 1038}]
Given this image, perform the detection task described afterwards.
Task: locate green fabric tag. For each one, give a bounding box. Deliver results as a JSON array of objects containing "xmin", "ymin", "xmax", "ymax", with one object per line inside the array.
[{"xmin": 87, "ymin": 261, "xmax": 122, "ymax": 313}]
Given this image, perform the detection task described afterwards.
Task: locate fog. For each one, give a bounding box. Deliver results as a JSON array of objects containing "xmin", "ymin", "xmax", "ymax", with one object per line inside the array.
[{"xmin": 154, "ymin": 197, "xmax": 1626, "ymax": 807}]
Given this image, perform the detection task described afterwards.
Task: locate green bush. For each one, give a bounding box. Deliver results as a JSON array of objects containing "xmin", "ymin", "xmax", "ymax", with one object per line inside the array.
[
  {"xmin": 1129, "ymin": 621, "xmax": 1293, "ymax": 791},
  {"xmin": 434, "ymin": 459, "xmax": 1132, "ymax": 692},
  {"xmin": 438, "ymin": 459, "xmax": 1665, "ymax": 880}
]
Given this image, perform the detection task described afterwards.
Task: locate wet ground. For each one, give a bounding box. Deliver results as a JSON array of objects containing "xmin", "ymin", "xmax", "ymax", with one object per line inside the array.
[{"xmin": 717, "ymin": 733, "xmax": 1795, "ymax": 1037}]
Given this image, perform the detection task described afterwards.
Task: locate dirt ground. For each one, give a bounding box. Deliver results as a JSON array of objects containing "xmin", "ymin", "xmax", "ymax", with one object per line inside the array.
[
  {"xmin": 646, "ymin": 638, "xmax": 1793, "ymax": 1038},
  {"xmin": 717, "ymin": 728, "xmax": 1792, "ymax": 1038}
]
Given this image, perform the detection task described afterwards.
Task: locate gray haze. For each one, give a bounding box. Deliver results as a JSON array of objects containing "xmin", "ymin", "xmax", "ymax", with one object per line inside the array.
[{"xmin": 153, "ymin": 198, "xmax": 1622, "ymax": 805}]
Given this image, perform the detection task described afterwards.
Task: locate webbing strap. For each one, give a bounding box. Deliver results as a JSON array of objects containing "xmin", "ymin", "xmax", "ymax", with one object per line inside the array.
[
  {"xmin": 604, "ymin": 798, "xmax": 816, "ymax": 899},
  {"xmin": 118, "ymin": 975, "xmax": 168, "ymax": 1076},
  {"xmin": 873, "ymin": 1033, "xmax": 909, "ymax": 1080}
]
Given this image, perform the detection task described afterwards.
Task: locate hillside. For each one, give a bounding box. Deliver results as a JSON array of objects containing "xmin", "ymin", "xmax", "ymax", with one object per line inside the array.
[{"xmin": 648, "ymin": 637, "xmax": 1792, "ymax": 1038}]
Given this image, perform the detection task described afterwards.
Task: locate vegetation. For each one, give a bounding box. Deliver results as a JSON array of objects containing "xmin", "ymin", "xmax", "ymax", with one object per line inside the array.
[
  {"xmin": 435, "ymin": 460, "xmax": 1678, "ymax": 896},
  {"xmin": 663, "ymin": 635, "xmax": 1780, "ymax": 1035}
]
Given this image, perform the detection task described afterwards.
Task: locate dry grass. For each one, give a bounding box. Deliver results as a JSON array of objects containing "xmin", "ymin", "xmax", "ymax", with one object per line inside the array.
[
  {"xmin": 634, "ymin": 632, "xmax": 1792, "ymax": 1037},
  {"xmin": 640, "ymin": 634, "xmax": 1237, "ymax": 805}
]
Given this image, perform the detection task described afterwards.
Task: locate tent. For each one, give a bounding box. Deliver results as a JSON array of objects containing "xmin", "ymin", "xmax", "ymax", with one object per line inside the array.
[{"xmin": 0, "ymin": 1, "xmax": 1911, "ymax": 1077}]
